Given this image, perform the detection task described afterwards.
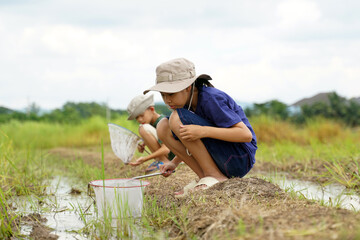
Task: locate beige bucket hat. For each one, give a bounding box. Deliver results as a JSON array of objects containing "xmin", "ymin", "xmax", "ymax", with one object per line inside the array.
[
  {"xmin": 143, "ymin": 58, "xmax": 210, "ymax": 94},
  {"xmin": 127, "ymin": 94, "xmax": 154, "ymax": 120}
]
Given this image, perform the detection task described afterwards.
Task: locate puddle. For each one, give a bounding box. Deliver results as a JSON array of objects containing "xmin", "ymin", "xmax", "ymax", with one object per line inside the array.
[
  {"xmin": 12, "ymin": 176, "xmax": 93, "ymax": 239},
  {"xmin": 44, "ymin": 176, "xmax": 94, "ymax": 239},
  {"xmin": 12, "ymin": 176, "xmax": 145, "ymax": 239},
  {"xmin": 257, "ymin": 173, "xmax": 360, "ymax": 211}
]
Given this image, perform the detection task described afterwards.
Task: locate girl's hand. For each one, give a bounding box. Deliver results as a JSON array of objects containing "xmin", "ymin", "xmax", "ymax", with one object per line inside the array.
[
  {"xmin": 179, "ymin": 124, "xmax": 204, "ymax": 141},
  {"xmin": 160, "ymin": 162, "xmax": 176, "ymax": 177},
  {"xmin": 137, "ymin": 142, "xmax": 145, "ymax": 153},
  {"xmin": 128, "ymin": 157, "xmax": 146, "ymax": 166}
]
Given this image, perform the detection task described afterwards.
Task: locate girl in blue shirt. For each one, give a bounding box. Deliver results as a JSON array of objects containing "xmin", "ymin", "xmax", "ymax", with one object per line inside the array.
[{"xmin": 143, "ymin": 58, "xmax": 257, "ymax": 197}]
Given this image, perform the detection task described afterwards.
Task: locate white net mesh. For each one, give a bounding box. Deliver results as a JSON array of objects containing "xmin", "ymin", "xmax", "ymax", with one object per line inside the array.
[{"xmin": 108, "ymin": 123, "xmax": 141, "ymax": 164}]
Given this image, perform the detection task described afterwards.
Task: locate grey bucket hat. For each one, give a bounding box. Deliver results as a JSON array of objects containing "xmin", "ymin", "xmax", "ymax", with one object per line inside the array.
[
  {"xmin": 144, "ymin": 58, "xmax": 209, "ymax": 94},
  {"xmin": 127, "ymin": 94, "xmax": 154, "ymax": 120}
]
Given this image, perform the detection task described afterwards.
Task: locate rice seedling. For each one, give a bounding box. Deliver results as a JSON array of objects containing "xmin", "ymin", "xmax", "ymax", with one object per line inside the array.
[
  {"xmin": 85, "ymin": 190, "xmax": 147, "ymax": 239},
  {"xmin": 169, "ymin": 202, "xmax": 193, "ymax": 239},
  {"xmin": 324, "ymin": 159, "xmax": 360, "ymax": 188},
  {"xmin": 0, "ymin": 188, "xmax": 21, "ymax": 239},
  {"xmin": 142, "ymin": 196, "xmax": 172, "ymax": 229},
  {"xmin": 0, "ymin": 130, "xmax": 68, "ymax": 238},
  {"xmin": 74, "ymin": 141, "xmax": 151, "ymax": 239},
  {"xmin": 236, "ymin": 218, "xmax": 246, "ymax": 236}
]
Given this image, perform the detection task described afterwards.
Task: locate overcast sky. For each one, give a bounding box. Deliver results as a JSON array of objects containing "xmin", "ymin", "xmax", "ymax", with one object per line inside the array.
[{"xmin": 1, "ymin": 0, "xmax": 359, "ymax": 110}]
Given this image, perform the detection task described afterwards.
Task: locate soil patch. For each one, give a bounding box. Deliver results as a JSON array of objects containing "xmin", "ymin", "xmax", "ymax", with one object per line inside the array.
[{"xmin": 21, "ymin": 213, "xmax": 58, "ymax": 240}]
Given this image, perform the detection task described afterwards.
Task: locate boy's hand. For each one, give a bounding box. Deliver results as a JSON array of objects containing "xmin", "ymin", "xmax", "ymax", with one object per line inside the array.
[
  {"xmin": 179, "ymin": 124, "xmax": 204, "ymax": 141},
  {"xmin": 137, "ymin": 142, "xmax": 145, "ymax": 153},
  {"xmin": 128, "ymin": 157, "xmax": 146, "ymax": 166},
  {"xmin": 160, "ymin": 162, "xmax": 176, "ymax": 177}
]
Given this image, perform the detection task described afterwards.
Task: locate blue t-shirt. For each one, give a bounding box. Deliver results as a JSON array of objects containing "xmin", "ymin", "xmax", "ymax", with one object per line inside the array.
[{"xmin": 194, "ymin": 86, "xmax": 257, "ymax": 164}]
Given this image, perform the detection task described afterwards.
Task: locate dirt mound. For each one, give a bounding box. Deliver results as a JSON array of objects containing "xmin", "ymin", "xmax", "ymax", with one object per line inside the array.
[
  {"xmin": 209, "ymin": 177, "xmax": 284, "ymax": 198},
  {"xmin": 145, "ymin": 165, "xmax": 360, "ymax": 240}
]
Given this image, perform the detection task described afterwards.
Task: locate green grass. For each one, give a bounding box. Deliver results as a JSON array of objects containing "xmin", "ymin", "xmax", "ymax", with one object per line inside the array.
[
  {"xmin": 1, "ymin": 114, "xmax": 359, "ymax": 189},
  {"xmin": 0, "ymin": 115, "xmax": 139, "ymax": 149},
  {"xmin": 0, "ymin": 131, "xmax": 50, "ymax": 238},
  {"xmin": 252, "ymin": 115, "xmax": 360, "ymax": 188},
  {"xmin": 0, "ymin": 187, "xmax": 21, "ymax": 239}
]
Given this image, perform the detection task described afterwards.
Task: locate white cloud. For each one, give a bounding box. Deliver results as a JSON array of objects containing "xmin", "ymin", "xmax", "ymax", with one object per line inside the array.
[
  {"xmin": 277, "ymin": 0, "xmax": 322, "ymax": 28},
  {"xmin": 0, "ymin": 0, "xmax": 359, "ymax": 110},
  {"xmin": 214, "ymin": 54, "xmax": 358, "ymax": 105}
]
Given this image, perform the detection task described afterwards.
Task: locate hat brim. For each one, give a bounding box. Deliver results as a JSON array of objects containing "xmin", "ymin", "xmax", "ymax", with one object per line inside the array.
[
  {"xmin": 127, "ymin": 94, "xmax": 154, "ymax": 120},
  {"xmin": 143, "ymin": 76, "xmax": 198, "ymax": 95},
  {"xmin": 127, "ymin": 113, "xmax": 136, "ymax": 120}
]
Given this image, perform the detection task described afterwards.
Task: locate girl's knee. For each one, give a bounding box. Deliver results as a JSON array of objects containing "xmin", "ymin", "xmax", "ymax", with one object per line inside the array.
[
  {"xmin": 168, "ymin": 110, "xmax": 182, "ymax": 132},
  {"xmin": 156, "ymin": 118, "xmax": 170, "ymax": 141}
]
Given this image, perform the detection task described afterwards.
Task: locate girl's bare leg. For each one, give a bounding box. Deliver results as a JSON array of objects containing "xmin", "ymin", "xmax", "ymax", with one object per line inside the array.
[
  {"xmin": 168, "ymin": 111, "xmax": 228, "ymax": 181},
  {"xmin": 157, "ymin": 118, "xmax": 205, "ymax": 178}
]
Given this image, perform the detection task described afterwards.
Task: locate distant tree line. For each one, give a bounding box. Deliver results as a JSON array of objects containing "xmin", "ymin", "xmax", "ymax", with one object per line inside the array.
[
  {"xmin": 0, "ymin": 102, "xmax": 120, "ymax": 124},
  {"xmin": 0, "ymin": 101, "xmax": 171, "ymax": 124},
  {"xmin": 1, "ymin": 92, "xmax": 359, "ymax": 126},
  {"xmin": 245, "ymin": 92, "xmax": 360, "ymax": 126}
]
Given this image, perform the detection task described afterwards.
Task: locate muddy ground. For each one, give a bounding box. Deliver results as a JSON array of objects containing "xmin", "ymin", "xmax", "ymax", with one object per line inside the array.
[{"xmin": 44, "ymin": 147, "xmax": 360, "ymax": 240}]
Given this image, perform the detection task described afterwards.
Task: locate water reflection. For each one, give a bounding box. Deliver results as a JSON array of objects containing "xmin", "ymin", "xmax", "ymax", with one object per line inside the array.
[
  {"xmin": 13, "ymin": 176, "xmax": 93, "ymax": 239},
  {"xmin": 258, "ymin": 173, "xmax": 360, "ymax": 211}
]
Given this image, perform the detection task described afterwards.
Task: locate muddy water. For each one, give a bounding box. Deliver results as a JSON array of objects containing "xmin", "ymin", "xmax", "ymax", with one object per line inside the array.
[
  {"xmin": 260, "ymin": 173, "xmax": 360, "ymax": 211},
  {"xmin": 13, "ymin": 176, "xmax": 93, "ymax": 239},
  {"xmin": 44, "ymin": 176, "xmax": 93, "ymax": 239}
]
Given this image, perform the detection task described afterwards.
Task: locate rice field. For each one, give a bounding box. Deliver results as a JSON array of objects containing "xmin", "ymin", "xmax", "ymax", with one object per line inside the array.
[{"xmin": 1, "ymin": 115, "xmax": 360, "ymax": 239}]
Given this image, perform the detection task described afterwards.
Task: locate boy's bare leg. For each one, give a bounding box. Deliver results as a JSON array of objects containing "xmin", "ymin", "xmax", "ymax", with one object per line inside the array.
[
  {"xmin": 139, "ymin": 125, "xmax": 170, "ymax": 163},
  {"xmin": 157, "ymin": 118, "xmax": 205, "ymax": 178},
  {"xmin": 139, "ymin": 125, "xmax": 160, "ymax": 152},
  {"xmin": 168, "ymin": 111, "xmax": 228, "ymax": 182}
]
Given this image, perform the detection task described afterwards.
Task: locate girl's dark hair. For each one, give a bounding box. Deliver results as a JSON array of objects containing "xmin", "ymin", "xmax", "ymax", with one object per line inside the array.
[{"xmin": 194, "ymin": 74, "xmax": 214, "ymax": 88}]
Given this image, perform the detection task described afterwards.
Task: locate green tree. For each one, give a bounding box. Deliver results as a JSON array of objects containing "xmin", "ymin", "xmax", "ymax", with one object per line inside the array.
[
  {"xmin": 344, "ymin": 100, "xmax": 360, "ymax": 126},
  {"xmin": 299, "ymin": 92, "xmax": 360, "ymax": 126},
  {"xmin": 328, "ymin": 92, "xmax": 347, "ymax": 119},
  {"xmin": 154, "ymin": 103, "xmax": 172, "ymax": 116},
  {"xmin": 301, "ymin": 102, "xmax": 332, "ymax": 119},
  {"xmin": 246, "ymin": 100, "xmax": 289, "ymax": 120}
]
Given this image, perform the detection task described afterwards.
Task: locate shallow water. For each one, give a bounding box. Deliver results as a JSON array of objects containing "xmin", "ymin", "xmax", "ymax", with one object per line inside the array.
[
  {"xmin": 12, "ymin": 176, "xmax": 93, "ymax": 239},
  {"xmin": 45, "ymin": 176, "xmax": 94, "ymax": 239},
  {"xmin": 259, "ymin": 172, "xmax": 360, "ymax": 211}
]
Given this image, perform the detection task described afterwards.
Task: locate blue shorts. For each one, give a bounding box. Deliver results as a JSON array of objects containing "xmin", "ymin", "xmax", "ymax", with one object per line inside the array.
[{"xmin": 175, "ymin": 108, "xmax": 252, "ymax": 178}]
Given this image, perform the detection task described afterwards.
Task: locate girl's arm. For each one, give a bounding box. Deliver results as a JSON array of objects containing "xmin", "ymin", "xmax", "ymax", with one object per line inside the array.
[
  {"xmin": 179, "ymin": 122, "xmax": 252, "ymax": 143},
  {"xmin": 160, "ymin": 156, "xmax": 181, "ymax": 177}
]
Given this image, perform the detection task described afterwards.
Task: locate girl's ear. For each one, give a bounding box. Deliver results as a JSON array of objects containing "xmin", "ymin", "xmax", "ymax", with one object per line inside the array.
[
  {"xmin": 149, "ymin": 106, "xmax": 155, "ymax": 112},
  {"xmin": 185, "ymin": 85, "xmax": 192, "ymax": 92}
]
